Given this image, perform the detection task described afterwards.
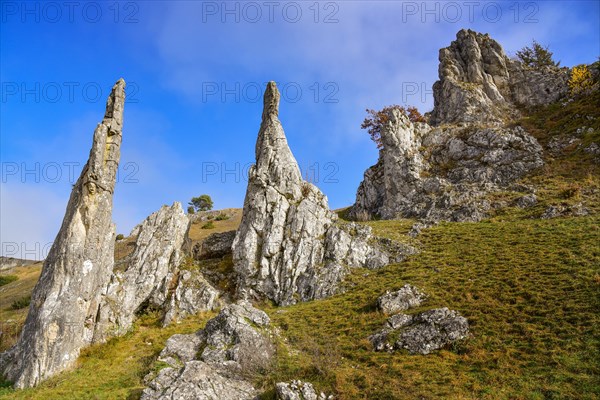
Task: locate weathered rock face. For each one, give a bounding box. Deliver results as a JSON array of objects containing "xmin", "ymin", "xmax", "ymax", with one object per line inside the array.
[
  {"xmin": 1, "ymin": 79, "xmax": 125, "ymax": 388},
  {"xmin": 370, "ymin": 307, "xmax": 469, "ymax": 355},
  {"xmin": 162, "ymin": 270, "xmax": 220, "ymax": 327},
  {"xmin": 349, "ymin": 108, "xmax": 544, "ymax": 222},
  {"xmin": 377, "ymin": 284, "xmax": 427, "ymax": 314},
  {"xmin": 95, "ymin": 202, "xmax": 218, "ymax": 337},
  {"xmin": 142, "ymin": 301, "xmax": 273, "ymax": 400},
  {"xmin": 431, "ymin": 29, "xmax": 569, "ymax": 125},
  {"xmin": 233, "ymin": 82, "xmax": 394, "ymax": 306}
]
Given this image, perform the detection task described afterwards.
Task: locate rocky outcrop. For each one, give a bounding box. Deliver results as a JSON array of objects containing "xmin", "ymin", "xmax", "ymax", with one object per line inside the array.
[
  {"xmin": 0, "ymin": 80, "xmax": 125, "ymax": 388},
  {"xmin": 377, "ymin": 284, "xmax": 427, "ymax": 314},
  {"xmin": 370, "ymin": 307, "xmax": 469, "ymax": 355},
  {"xmin": 95, "ymin": 203, "xmax": 220, "ymax": 336},
  {"xmin": 430, "ymin": 29, "xmax": 569, "ymax": 125},
  {"xmin": 142, "ymin": 301, "xmax": 274, "ymax": 400},
  {"xmin": 94, "ymin": 203, "xmax": 190, "ymax": 338},
  {"xmin": 276, "ymin": 380, "xmax": 333, "ymax": 400},
  {"xmin": 349, "ymin": 108, "xmax": 543, "ymax": 222},
  {"xmin": 541, "ymin": 203, "xmax": 590, "ymax": 219},
  {"xmin": 162, "ymin": 270, "xmax": 220, "ymax": 326},
  {"xmin": 233, "ymin": 82, "xmax": 397, "ymax": 306}
]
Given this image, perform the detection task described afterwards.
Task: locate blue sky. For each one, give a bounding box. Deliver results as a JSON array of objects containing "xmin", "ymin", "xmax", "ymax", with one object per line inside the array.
[{"xmin": 1, "ymin": 0, "xmax": 599, "ymax": 259}]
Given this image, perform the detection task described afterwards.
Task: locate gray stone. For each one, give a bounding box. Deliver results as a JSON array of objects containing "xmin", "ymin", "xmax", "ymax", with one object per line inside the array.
[
  {"xmin": 162, "ymin": 270, "xmax": 220, "ymax": 326},
  {"xmin": 0, "ymin": 257, "xmax": 37, "ymax": 272},
  {"xmin": 547, "ymin": 135, "xmax": 581, "ymax": 156},
  {"xmin": 515, "ymin": 194, "xmax": 538, "ymax": 208},
  {"xmin": 370, "ymin": 307, "xmax": 469, "ymax": 355},
  {"xmin": 377, "ymin": 285, "xmax": 427, "ymax": 314},
  {"xmin": 95, "ymin": 203, "xmax": 191, "ymax": 339},
  {"xmin": 349, "ymin": 108, "xmax": 543, "ymax": 222},
  {"xmin": 276, "ymin": 380, "xmax": 333, "ymax": 400},
  {"xmin": 430, "ymin": 29, "xmax": 568, "ymax": 125},
  {"xmin": 233, "ymin": 82, "xmax": 392, "ymax": 306},
  {"xmin": 0, "ymin": 79, "xmax": 126, "ymax": 388},
  {"xmin": 541, "ymin": 203, "xmax": 590, "ymax": 219},
  {"xmin": 142, "ymin": 361, "xmax": 257, "ymax": 400},
  {"xmin": 143, "ymin": 301, "xmax": 274, "ymax": 400}
]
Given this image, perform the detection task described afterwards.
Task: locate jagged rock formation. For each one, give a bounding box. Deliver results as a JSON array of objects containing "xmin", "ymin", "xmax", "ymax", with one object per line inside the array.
[
  {"xmin": 349, "ymin": 30, "xmax": 549, "ymax": 222},
  {"xmin": 142, "ymin": 301, "xmax": 273, "ymax": 400},
  {"xmin": 276, "ymin": 380, "xmax": 333, "ymax": 400},
  {"xmin": 349, "ymin": 109, "xmax": 543, "ymax": 221},
  {"xmin": 233, "ymin": 82, "xmax": 398, "ymax": 306},
  {"xmin": 431, "ymin": 29, "xmax": 569, "ymax": 124},
  {"xmin": 0, "ymin": 79, "xmax": 125, "ymax": 388},
  {"xmin": 162, "ymin": 270, "xmax": 220, "ymax": 326},
  {"xmin": 94, "ymin": 203, "xmax": 216, "ymax": 338},
  {"xmin": 370, "ymin": 307, "xmax": 469, "ymax": 355},
  {"xmin": 377, "ymin": 284, "xmax": 427, "ymax": 314}
]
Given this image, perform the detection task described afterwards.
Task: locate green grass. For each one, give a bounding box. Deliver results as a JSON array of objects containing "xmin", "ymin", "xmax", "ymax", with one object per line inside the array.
[
  {"xmin": 0, "ymin": 276, "xmax": 18, "ymax": 287},
  {"xmin": 260, "ymin": 216, "xmax": 600, "ymax": 399},
  {"xmin": 9, "ymin": 296, "xmax": 30, "ymax": 311},
  {"xmin": 0, "ymin": 311, "xmax": 216, "ymax": 400},
  {"xmin": 201, "ymin": 221, "xmax": 215, "ymax": 229}
]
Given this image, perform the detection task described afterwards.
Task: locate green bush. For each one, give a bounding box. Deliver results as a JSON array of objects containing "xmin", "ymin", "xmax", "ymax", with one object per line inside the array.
[
  {"xmin": 11, "ymin": 295, "xmax": 31, "ymax": 310},
  {"xmin": 201, "ymin": 221, "xmax": 215, "ymax": 229},
  {"xmin": 215, "ymin": 213, "xmax": 230, "ymax": 221},
  {"xmin": 115, "ymin": 234, "xmax": 125, "ymax": 241}
]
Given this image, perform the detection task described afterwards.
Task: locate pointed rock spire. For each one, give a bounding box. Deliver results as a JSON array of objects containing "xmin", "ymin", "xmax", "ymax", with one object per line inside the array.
[
  {"xmin": 1, "ymin": 79, "xmax": 126, "ymax": 388},
  {"xmin": 232, "ymin": 82, "xmax": 392, "ymax": 306}
]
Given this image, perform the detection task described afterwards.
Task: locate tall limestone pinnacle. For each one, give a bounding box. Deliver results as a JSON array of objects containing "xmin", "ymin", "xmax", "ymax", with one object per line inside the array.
[
  {"xmin": 233, "ymin": 82, "xmax": 392, "ymax": 306},
  {"xmin": 1, "ymin": 79, "xmax": 126, "ymax": 388}
]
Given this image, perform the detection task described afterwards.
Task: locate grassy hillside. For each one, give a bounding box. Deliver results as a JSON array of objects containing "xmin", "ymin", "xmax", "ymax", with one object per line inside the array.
[{"xmin": 0, "ymin": 92, "xmax": 598, "ymax": 399}]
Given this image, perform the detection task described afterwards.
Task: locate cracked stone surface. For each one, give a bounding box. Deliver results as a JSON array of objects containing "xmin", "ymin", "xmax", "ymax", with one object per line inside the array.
[
  {"xmin": 0, "ymin": 79, "xmax": 125, "ymax": 388},
  {"xmin": 142, "ymin": 301, "xmax": 273, "ymax": 400},
  {"xmin": 232, "ymin": 82, "xmax": 397, "ymax": 306}
]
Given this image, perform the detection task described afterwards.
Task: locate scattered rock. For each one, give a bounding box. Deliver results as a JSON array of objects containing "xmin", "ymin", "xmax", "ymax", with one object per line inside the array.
[
  {"xmin": 0, "ymin": 79, "xmax": 126, "ymax": 388},
  {"xmin": 547, "ymin": 135, "xmax": 581, "ymax": 156},
  {"xmin": 276, "ymin": 380, "xmax": 333, "ymax": 400},
  {"xmin": 514, "ymin": 194, "xmax": 538, "ymax": 208},
  {"xmin": 377, "ymin": 285, "xmax": 427, "ymax": 314},
  {"xmin": 541, "ymin": 203, "xmax": 590, "ymax": 219},
  {"xmin": 584, "ymin": 143, "xmax": 600, "ymax": 163},
  {"xmin": 370, "ymin": 307, "xmax": 469, "ymax": 355},
  {"xmin": 142, "ymin": 301, "xmax": 274, "ymax": 400}
]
